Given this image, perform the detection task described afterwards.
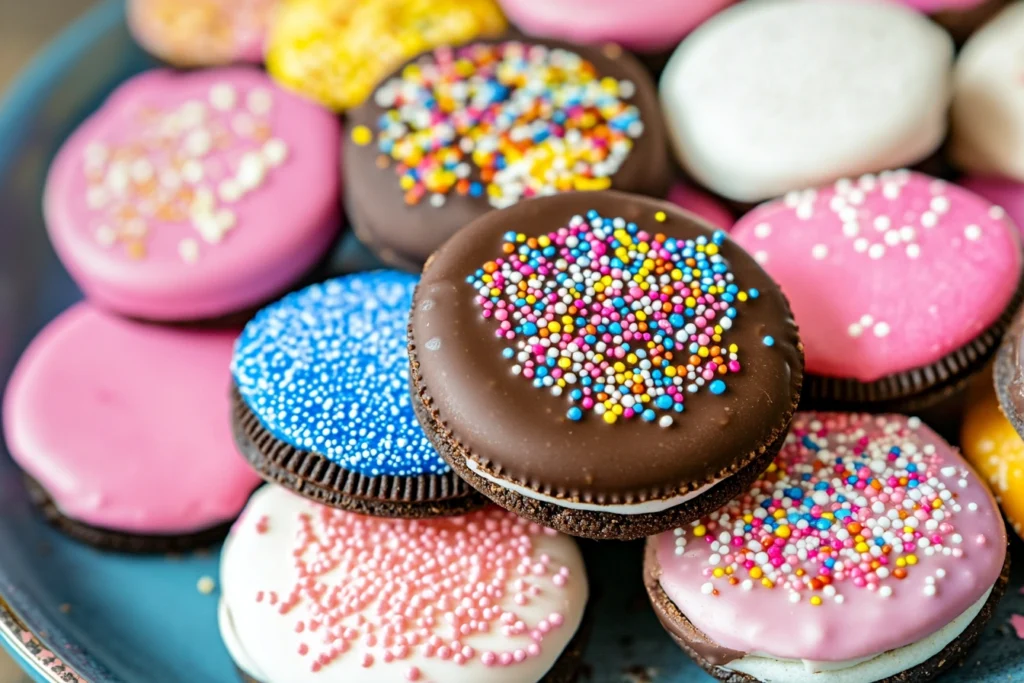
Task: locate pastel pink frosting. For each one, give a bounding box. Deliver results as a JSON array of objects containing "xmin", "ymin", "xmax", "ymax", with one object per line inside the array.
[
  {"xmin": 2, "ymin": 303, "xmax": 261, "ymax": 534},
  {"xmin": 667, "ymin": 182, "xmax": 734, "ymax": 231},
  {"xmin": 731, "ymin": 171, "xmax": 1022, "ymax": 382},
  {"xmin": 497, "ymin": 0, "xmax": 734, "ymax": 52},
  {"xmin": 655, "ymin": 412, "xmax": 1007, "ymax": 663},
  {"xmin": 44, "ymin": 67, "xmax": 341, "ymax": 321}
]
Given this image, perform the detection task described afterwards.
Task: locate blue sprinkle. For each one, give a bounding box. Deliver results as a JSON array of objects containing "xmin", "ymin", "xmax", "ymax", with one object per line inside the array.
[
  {"xmin": 502, "ymin": 348, "xmax": 515, "ymax": 359},
  {"xmin": 231, "ymin": 271, "xmax": 448, "ymax": 478},
  {"xmin": 709, "ymin": 379, "xmax": 726, "ymax": 395},
  {"xmin": 567, "ymin": 407, "xmax": 583, "ymax": 421},
  {"xmin": 656, "ymin": 395, "xmax": 674, "ymax": 410},
  {"xmin": 763, "ymin": 335, "xmax": 775, "ymax": 346}
]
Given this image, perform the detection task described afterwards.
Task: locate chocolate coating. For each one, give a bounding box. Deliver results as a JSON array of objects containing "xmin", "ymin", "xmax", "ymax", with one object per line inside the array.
[
  {"xmin": 344, "ymin": 37, "xmax": 672, "ymax": 269},
  {"xmin": 642, "ymin": 538, "xmax": 1011, "ymax": 683},
  {"xmin": 409, "ymin": 191, "xmax": 804, "ymax": 508}
]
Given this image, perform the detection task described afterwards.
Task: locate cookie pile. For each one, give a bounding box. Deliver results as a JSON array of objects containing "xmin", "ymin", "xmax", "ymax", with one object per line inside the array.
[{"xmin": 7, "ymin": 0, "xmax": 1024, "ymax": 681}]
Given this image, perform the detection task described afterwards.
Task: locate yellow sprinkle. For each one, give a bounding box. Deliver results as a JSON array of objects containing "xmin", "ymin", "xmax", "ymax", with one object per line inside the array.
[
  {"xmin": 705, "ymin": 244, "xmax": 719, "ymax": 256},
  {"xmin": 772, "ymin": 509, "xmax": 786, "ymax": 519},
  {"xmin": 693, "ymin": 525, "xmax": 707, "ymax": 537},
  {"xmin": 351, "ymin": 125, "xmax": 373, "ymax": 146},
  {"xmin": 655, "ymin": 211, "xmax": 667, "ymax": 222},
  {"xmin": 558, "ymin": 357, "xmax": 572, "ymax": 369},
  {"xmin": 775, "ymin": 525, "xmax": 791, "ymax": 538},
  {"xmin": 603, "ymin": 412, "xmax": 617, "ymax": 424},
  {"xmin": 906, "ymin": 554, "xmax": 918, "ymax": 565},
  {"xmin": 713, "ymin": 568, "xmax": 725, "ymax": 578},
  {"xmin": 728, "ymin": 344, "xmax": 738, "ymax": 353},
  {"xmin": 737, "ymin": 292, "xmax": 748, "ymax": 302},
  {"xmin": 749, "ymin": 567, "xmax": 763, "ymax": 579},
  {"xmin": 761, "ymin": 578, "xmax": 774, "ymax": 588},
  {"xmin": 855, "ymin": 542, "xmax": 869, "ymax": 553},
  {"xmin": 810, "ymin": 596, "xmax": 822, "ymax": 606},
  {"xmin": 896, "ymin": 558, "xmax": 906, "ymax": 568}
]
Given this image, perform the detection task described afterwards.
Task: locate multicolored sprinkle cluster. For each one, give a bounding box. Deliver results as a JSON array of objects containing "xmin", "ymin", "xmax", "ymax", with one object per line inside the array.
[
  {"xmin": 468, "ymin": 209, "xmax": 758, "ymax": 426},
  {"xmin": 675, "ymin": 414, "xmax": 974, "ymax": 604},
  {"xmin": 353, "ymin": 42, "xmax": 643, "ymax": 209},
  {"xmin": 255, "ymin": 505, "xmax": 574, "ymax": 676}
]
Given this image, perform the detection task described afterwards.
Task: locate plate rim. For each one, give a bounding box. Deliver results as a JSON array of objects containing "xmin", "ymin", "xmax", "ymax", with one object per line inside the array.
[{"xmin": 0, "ymin": 0, "xmax": 121, "ymax": 681}]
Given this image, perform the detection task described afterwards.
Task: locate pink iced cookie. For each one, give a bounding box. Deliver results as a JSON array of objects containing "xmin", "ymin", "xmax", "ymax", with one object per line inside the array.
[
  {"xmin": 497, "ymin": 0, "xmax": 733, "ymax": 53},
  {"xmin": 2, "ymin": 304, "xmax": 261, "ymax": 543},
  {"xmin": 127, "ymin": 0, "xmax": 277, "ymax": 67},
  {"xmin": 44, "ymin": 68, "xmax": 341, "ymax": 322},
  {"xmin": 648, "ymin": 413, "xmax": 1007, "ymax": 681},
  {"xmin": 667, "ymin": 182, "xmax": 733, "ymax": 231},
  {"xmin": 731, "ymin": 171, "xmax": 1022, "ymax": 383}
]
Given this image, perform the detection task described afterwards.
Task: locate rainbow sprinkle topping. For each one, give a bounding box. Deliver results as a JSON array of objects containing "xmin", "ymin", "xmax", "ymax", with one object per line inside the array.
[
  {"xmin": 468, "ymin": 209, "xmax": 758, "ymax": 427},
  {"xmin": 352, "ymin": 42, "xmax": 643, "ymax": 209},
  {"xmin": 677, "ymin": 414, "xmax": 972, "ymax": 604}
]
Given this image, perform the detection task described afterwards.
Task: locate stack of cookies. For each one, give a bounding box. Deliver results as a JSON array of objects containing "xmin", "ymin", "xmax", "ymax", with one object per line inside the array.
[{"xmin": 7, "ymin": 0, "xmax": 1024, "ymax": 681}]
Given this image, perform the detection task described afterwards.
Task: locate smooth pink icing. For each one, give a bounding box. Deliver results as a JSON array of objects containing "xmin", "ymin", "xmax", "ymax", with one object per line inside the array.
[
  {"xmin": 667, "ymin": 182, "xmax": 734, "ymax": 231},
  {"xmin": 44, "ymin": 67, "xmax": 341, "ymax": 321},
  {"xmin": 655, "ymin": 413, "xmax": 1007, "ymax": 662},
  {"xmin": 2, "ymin": 303, "xmax": 261, "ymax": 534},
  {"xmin": 961, "ymin": 177, "xmax": 1024, "ymax": 236},
  {"xmin": 731, "ymin": 171, "xmax": 1022, "ymax": 381},
  {"xmin": 497, "ymin": 0, "xmax": 734, "ymax": 52}
]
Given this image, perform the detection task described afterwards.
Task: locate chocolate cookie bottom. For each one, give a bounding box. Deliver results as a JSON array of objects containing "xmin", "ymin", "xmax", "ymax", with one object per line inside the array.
[
  {"xmin": 411, "ymin": 369, "xmax": 790, "ymax": 541},
  {"xmin": 232, "ymin": 386, "xmax": 485, "ymax": 519},
  {"xmin": 23, "ymin": 474, "xmax": 240, "ymax": 554}
]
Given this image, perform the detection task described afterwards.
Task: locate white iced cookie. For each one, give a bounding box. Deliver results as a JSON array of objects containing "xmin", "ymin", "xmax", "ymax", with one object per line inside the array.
[
  {"xmin": 219, "ymin": 486, "xmax": 589, "ymax": 683},
  {"xmin": 659, "ymin": 0, "xmax": 953, "ymax": 202},
  {"xmin": 951, "ymin": 2, "xmax": 1024, "ymax": 180}
]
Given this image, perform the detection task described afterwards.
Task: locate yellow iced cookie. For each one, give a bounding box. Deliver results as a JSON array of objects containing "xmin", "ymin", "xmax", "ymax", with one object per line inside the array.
[
  {"xmin": 265, "ymin": 0, "xmax": 507, "ymax": 111},
  {"xmin": 961, "ymin": 373, "xmax": 1024, "ymax": 539}
]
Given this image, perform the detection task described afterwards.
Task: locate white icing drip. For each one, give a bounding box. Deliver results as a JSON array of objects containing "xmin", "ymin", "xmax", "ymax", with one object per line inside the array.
[{"xmin": 725, "ymin": 588, "xmax": 991, "ymax": 683}]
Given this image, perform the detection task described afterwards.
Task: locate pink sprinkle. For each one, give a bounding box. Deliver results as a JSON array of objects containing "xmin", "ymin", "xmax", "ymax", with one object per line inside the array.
[{"xmin": 1012, "ymin": 615, "xmax": 1024, "ymax": 639}]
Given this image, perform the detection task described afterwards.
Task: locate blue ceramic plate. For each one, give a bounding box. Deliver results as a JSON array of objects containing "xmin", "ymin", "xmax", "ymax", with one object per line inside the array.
[{"xmin": 1, "ymin": 2, "xmax": 1024, "ymax": 681}]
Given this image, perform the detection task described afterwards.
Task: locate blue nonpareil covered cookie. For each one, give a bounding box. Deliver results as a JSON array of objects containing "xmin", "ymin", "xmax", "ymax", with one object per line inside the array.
[{"xmin": 230, "ymin": 270, "xmax": 484, "ymax": 517}]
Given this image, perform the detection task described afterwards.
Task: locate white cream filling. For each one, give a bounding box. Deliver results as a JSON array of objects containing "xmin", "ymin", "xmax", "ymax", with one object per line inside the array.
[
  {"xmin": 725, "ymin": 588, "xmax": 991, "ymax": 683},
  {"xmin": 464, "ymin": 456, "xmax": 714, "ymax": 514}
]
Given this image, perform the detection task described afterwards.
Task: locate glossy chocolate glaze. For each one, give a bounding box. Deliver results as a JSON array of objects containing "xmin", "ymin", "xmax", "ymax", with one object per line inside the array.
[
  {"xmin": 410, "ymin": 191, "xmax": 803, "ymax": 505},
  {"xmin": 344, "ymin": 37, "xmax": 672, "ymax": 268}
]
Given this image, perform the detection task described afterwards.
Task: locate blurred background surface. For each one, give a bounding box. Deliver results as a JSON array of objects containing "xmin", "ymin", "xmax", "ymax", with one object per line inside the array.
[{"xmin": 0, "ymin": 2, "xmax": 98, "ymax": 677}]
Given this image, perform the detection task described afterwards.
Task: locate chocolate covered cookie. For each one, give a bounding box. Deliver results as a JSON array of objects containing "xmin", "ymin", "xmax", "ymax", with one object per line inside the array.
[
  {"xmin": 644, "ymin": 412, "xmax": 1010, "ymax": 683},
  {"xmin": 409, "ymin": 191, "xmax": 803, "ymax": 540},
  {"xmin": 345, "ymin": 38, "xmax": 672, "ymax": 270}
]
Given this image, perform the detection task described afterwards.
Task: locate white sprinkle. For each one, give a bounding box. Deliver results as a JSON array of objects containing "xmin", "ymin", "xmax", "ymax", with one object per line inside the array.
[
  {"xmin": 990, "ymin": 205, "xmax": 1006, "ymax": 220},
  {"xmin": 868, "ymin": 243, "xmax": 885, "ymax": 259},
  {"xmin": 95, "ymin": 225, "xmax": 117, "ymax": 247},
  {"xmin": 930, "ymin": 196, "xmax": 950, "ymax": 214},
  {"xmin": 879, "ymin": 586, "xmax": 892, "ymax": 598},
  {"xmin": 754, "ymin": 223, "xmax": 772, "ymax": 239},
  {"xmin": 873, "ymin": 322, "xmax": 890, "ymax": 338},
  {"xmin": 847, "ymin": 323, "xmax": 863, "ymax": 338},
  {"xmin": 923, "ymin": 585, "xmax": 937, "ymax": 597},
  {"xmin": 853, "ymin": 237, "xmax": 868, "ymax": 253},
  {"xmin": 754, "ymin": 251, "xmax": 768, "ymax": 264},
  {"xmin": 197, "ymin": 576, "xmax": 216, "ymax": 594},
  {"xmin": 246, "ymin": 88, "xmax": 273, "ymax": 115},
  {"xmin": 263, "ymin": 138, "xmax": 289, "ymax": 166},
  {"xmin": 906, "ymin": 244, "xmax": 921, "ymax": 259},
  {"xmin": 964, "ymin": 224, "xmax": 982, "ymax": 241},
  {"xmin": 811, "ymin": 244, "xmax": 828, "ymax": 260},
  {"xmin": 701, "ymin": 582, "xmax": 714, "ymax": 595},
  {"xmin": 873, "ymin": 215, "xmax": 891, "ymax": 232},
  {"xmin": 658, "ymin": 415, "xmax": 674, "ymax": 428},
  {"xmin": 209, "ymin": 83, "xmax": 237, "ymax": 111},
  {"xmin": 941, "ymin": 466, "xmax": 956, "ymax": 477},
  {"xmin": 178, "ymin": 238, "xmax": 199, "ymax": 264}
]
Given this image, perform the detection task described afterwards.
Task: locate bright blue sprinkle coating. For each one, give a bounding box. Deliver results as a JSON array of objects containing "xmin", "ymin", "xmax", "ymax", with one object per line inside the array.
[
  {"xmin": 231, "ymin": 271, "xmax": 448, "ymax": 477},
  {"xmin": 763, "ymin": 335, "xmax": 775, "ymax": 346},
  {"xmin": 709, "ymin": 379, "xmax": 726, "ymax": 395}
]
